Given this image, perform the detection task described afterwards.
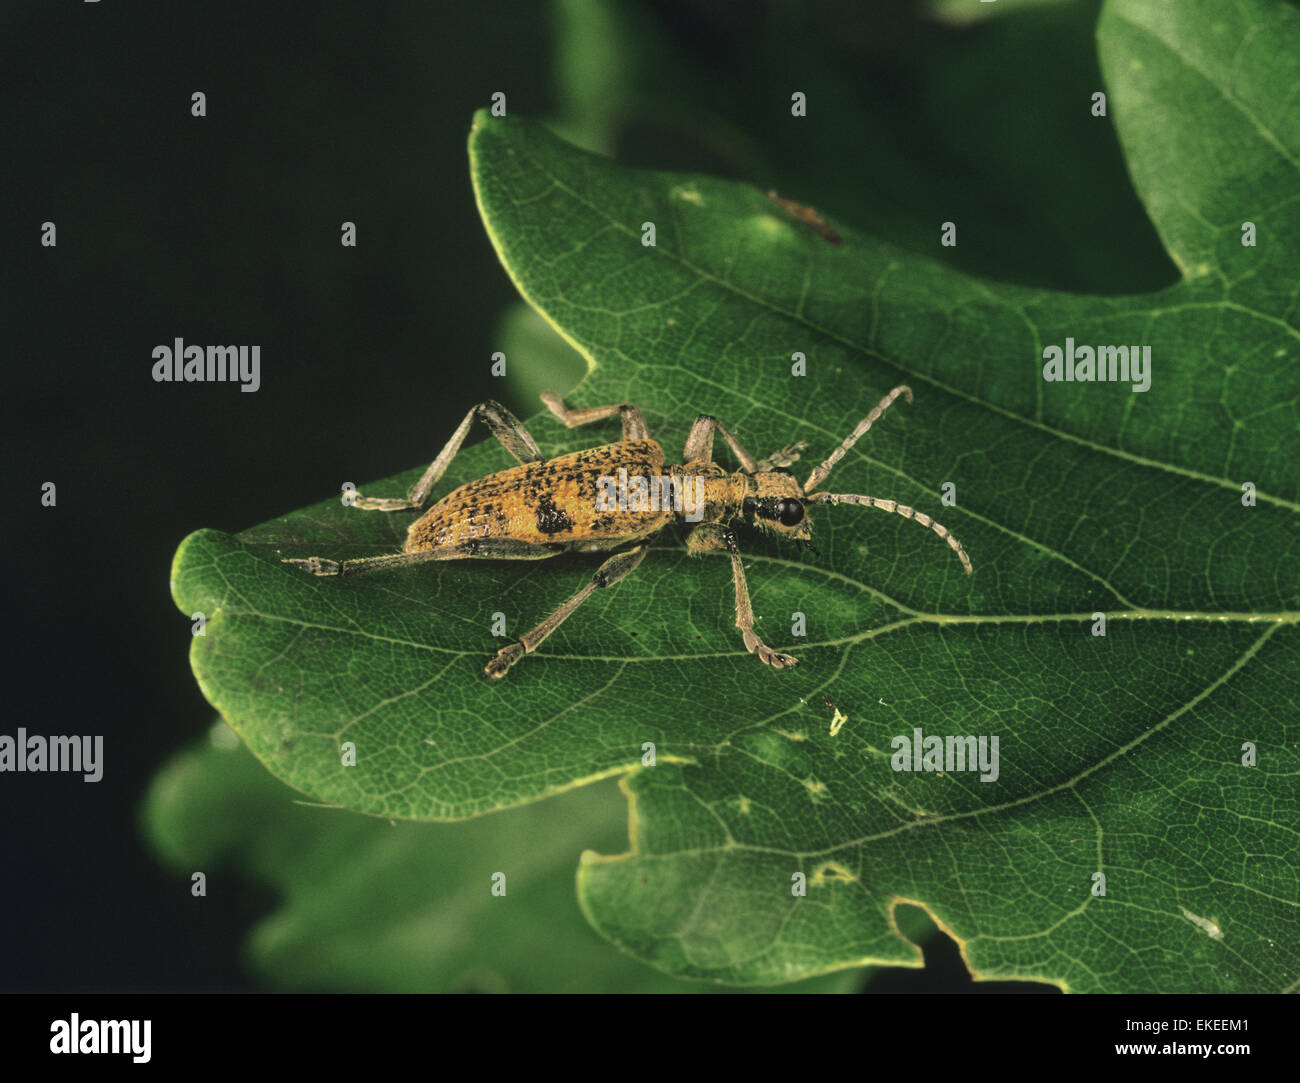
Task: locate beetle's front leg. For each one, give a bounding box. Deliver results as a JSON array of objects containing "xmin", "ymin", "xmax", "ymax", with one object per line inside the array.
[
  {"xmin": 686, "ymin": 525, "xmax": 798, "ymax": 670},
  {"xmin": 755, "ymin": 441, "xmax": 808, "ymax": 472}
]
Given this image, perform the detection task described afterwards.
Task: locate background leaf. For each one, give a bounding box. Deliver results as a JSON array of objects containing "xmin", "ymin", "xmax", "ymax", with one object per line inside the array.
[
  {"xmin": 545, "ymin": 0, "xmax": 1176, "ymax": 292},
  {"xmin": 142, "ymin": 721, "xmax": 866, "ymax": 992},
  {"xmin": 169, "ymin": 0, "xmax": 1299, "ymax": 990}
]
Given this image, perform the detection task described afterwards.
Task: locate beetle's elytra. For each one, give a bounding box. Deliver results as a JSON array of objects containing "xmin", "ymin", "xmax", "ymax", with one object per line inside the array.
[{"xmin": 283, "ymin": 387, "xmax": 971, "ymax": 678}]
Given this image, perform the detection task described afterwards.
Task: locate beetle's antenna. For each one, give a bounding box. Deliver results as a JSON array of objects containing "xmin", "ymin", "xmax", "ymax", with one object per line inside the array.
[
  {"xmin": 807, "ymin": 492, "xmax": 972, "ymax": 574},
  {"xmin": 804, "ymin": 385, "xmax": 912, "ymax": 494},
  {"xmin": 797, "ymin": 538, "xmax": 820, "ymax": 559}
]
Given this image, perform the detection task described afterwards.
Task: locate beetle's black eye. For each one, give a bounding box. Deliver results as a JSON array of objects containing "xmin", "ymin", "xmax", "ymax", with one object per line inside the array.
[{"xmin": 776, "ymin": 499, "xmax": 804, "ymax": 527}]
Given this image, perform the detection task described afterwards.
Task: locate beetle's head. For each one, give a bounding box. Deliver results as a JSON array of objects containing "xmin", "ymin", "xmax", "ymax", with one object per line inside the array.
[{"xmin": 742, "ymin": 469, "xmax": 813, "ymax": 544}]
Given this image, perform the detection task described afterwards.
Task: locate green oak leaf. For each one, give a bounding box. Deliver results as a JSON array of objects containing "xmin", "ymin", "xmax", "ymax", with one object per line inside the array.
[
  {"xmin": 142, "ymin": 721, "xmax": 866, "ymax": 992},
  {"xmin": 169, "ymin": 0, "xmax": 1298, "ymax": 990}
]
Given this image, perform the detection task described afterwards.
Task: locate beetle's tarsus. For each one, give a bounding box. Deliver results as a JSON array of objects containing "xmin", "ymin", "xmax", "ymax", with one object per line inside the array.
[
  {"xmin": 352, "ymin": 495, "xmax": 416, "ymax": 512},
  {"xmin": 756, "ymin": 442, "xmax": 808, "ymax": 471},
  {"xmin": 281, "ymin": 556, "xmax": 342, "ymax": 576},
  {"xmin": 742, "ymin": 629, "xmax": 798, "ymax": 669},
  {"xmin": 485, "ymin": 642, "xmax": 526, "ymax": 679}
]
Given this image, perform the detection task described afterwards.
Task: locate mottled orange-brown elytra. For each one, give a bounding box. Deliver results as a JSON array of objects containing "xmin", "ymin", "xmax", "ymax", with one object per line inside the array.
[
  {"xmin": 282, "ymin": 389, "xmax": 970, "ymax": 678},
  {"xmin": 406, "ymin": 440, "xmax": 670, "ymax": 555}
]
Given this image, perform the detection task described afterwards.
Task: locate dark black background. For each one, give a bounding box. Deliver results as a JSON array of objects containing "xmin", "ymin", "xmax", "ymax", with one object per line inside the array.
[{"xmin": 4, "ymin": 0, "xmax": 1172, "ymax": 992}]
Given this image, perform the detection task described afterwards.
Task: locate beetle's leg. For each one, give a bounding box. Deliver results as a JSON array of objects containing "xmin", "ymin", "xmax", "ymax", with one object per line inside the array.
[
  {"xmin": 282, "ymin": 547, "xmax": 464, "ymax": 577},
  {"xmin": 353, "ymin": 400, "xmax": 544, "ymax": 511},
  {"xmin": 755, "ymin": 442, "xmax": 808, "ymax": 471},
  {"xmin": 681, "ymin": 415, "xmax": 761, "ymax": 473},
  {"xmin": 486, "ymin": 544, "xmax": 648, "ymax": 678},
  {"xmin": 282, "ymin": 538, "xmax": 561, "ymax": 577},
  {"xmin": 803, "ymin": 385, "xmax": 912, "ymax": 493},
  {"xmin": 539, "ymin": 391, "xmax": 649, "ymax": 441},
  {"xmin": 684, "ymin": 414, "xmax": 808, "ymax": 474},
  {"xmin": 686, "ymin": 525, "xmax": 798, "ymax": 669},
  {"xmin": 807, "ymin": 491, "xmax": 972, "ymax": 574}
]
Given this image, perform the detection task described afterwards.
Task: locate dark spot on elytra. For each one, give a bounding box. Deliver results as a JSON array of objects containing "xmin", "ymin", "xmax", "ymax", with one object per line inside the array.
[{"xmin": 535, "ymin": 493, "xmax": 574, "ymax": 535}]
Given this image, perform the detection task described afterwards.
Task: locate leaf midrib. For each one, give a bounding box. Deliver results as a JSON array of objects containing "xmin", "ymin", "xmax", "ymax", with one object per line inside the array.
[{"xmin": 202, "ymin": 540, "xmax": 1300, "ymax": 665}]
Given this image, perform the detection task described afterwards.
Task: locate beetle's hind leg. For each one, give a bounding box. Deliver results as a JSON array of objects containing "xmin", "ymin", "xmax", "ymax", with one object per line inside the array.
[
  {"xmin": 539, "ymin": 392, "xmax": 649, "ymax": 441},
  {"xmin": 486, "ymin": 544, "xmax": 648, "ymax": 679},
  {"xmin": 283, "ymin": 538, "xmax": 560, "ymax": 577},
  {"xmin": 282, "ymin": 546, "xmax": 463, "ymax": 577},
  {"xmin": 353, "ymin": 400, "xmax": 544, "ymax": 511}
]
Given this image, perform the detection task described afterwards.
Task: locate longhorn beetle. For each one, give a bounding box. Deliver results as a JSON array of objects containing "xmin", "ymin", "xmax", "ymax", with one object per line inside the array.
[{"xmin": 283, "ymin": 385, "xmax": 972, "ymax": 678}]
